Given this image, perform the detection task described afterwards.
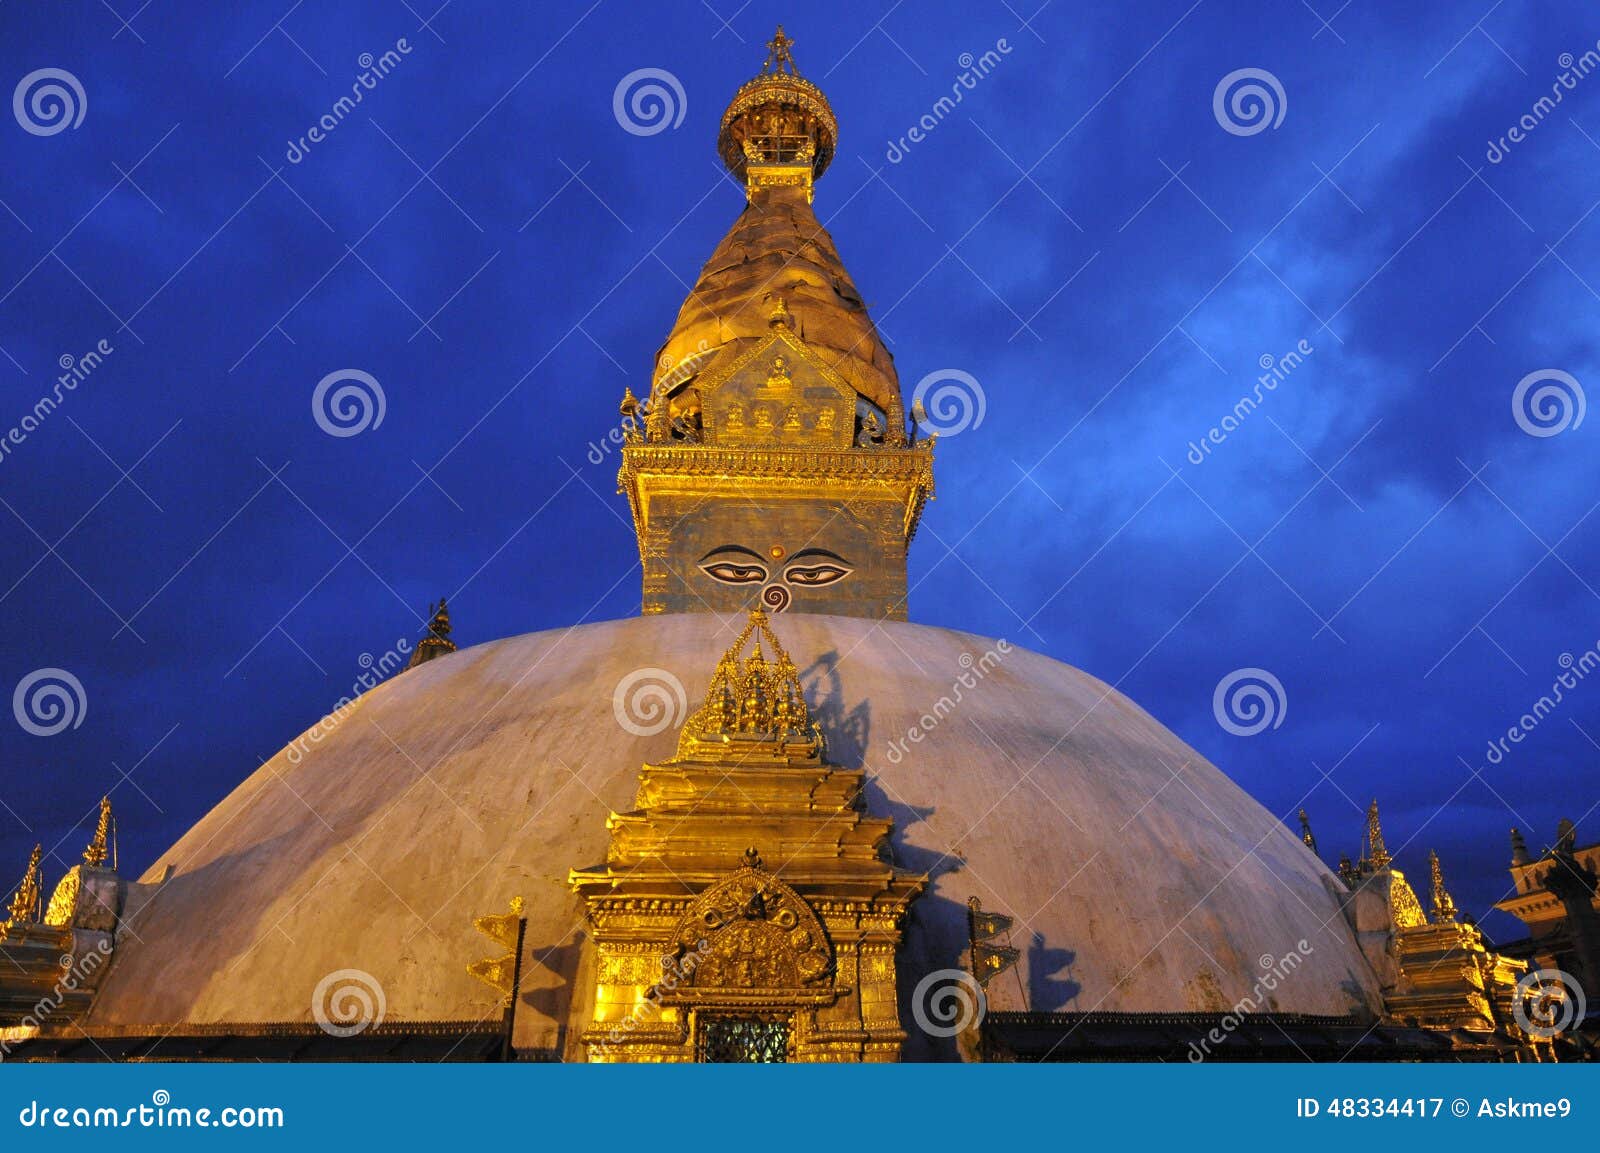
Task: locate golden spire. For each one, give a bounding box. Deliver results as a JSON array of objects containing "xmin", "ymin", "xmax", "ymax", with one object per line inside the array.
[
  {"xmin": 718, "ymin": 24, "xmax": 837, "ymax": 199},
  {"xmin": 1297, "ymin": 808, "xmax": 1317, "ymax": 854},
  {"xmin": 676, "ymin": 610, "xmax": 821, "ymax": 759},
  {"xmin": 1363, "ymin": 798, "xmax": 1390, "ymax": 870},
  {"xmin": 5, "ymin": 843, "xmax": 43, "ymax": 925},
  {"xmin": 83, "ymin": 795, "xmax": 113, "ymax": 869},
  {"xmin": 405, "ymin": 597, "xmax": 459, "ymax": 669},
  {"xmin": 762, "ymin": 24, "xmax": 799, "ymax": 75},
  {"xmin": 1427, "ymin": 850, "xmax": 1458, "ymax": 923}
]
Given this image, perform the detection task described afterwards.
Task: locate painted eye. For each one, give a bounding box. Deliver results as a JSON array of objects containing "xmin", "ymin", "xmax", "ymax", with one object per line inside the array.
[
  {"xmin": 703, "ymin": 562, "xmax": 768, "ymax": 584},
  {"xmin": 698, "ymin": 548, "xmax": 770, "ymax": 585},
  {"xmin": 784, "ymin": 563, "xmax": 852, "ymax": 587}
]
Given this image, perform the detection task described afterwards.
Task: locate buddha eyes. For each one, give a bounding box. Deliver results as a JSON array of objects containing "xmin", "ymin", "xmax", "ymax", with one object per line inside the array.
[
  {"xmin": 698, "ymin": 547, "xmax": 853, "ymax": 591},
  {"xmin": 702, "ymin": 561, "xmax": 768, "ymax": 584},
  {"xmin": 698, "ymin": 548, "xmax": 770, "ymax": 585},
  {"xmin": 783, "ymin": 562, "xmax": 851, "ymax": 586}
]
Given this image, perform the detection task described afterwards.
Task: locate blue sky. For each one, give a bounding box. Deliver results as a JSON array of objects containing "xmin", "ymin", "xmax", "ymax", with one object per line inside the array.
[{"xmin": 1, "ymin": 0, "xmax": 1598, "ymax": 941}]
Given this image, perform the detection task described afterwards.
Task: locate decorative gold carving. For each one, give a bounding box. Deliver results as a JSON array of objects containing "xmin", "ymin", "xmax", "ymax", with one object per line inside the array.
[
  {"xmin": 1389, "ymin": 870, "xmax": 1426, "ymax": 929},
  {"xmin": 676, "ymin": 610, "xmax": 822, "ymax": 760},
  {"xmin": 406, "ymin": 598, "xmax": 457, "ymax": 669},
  {"xmin": 4, "ymin": 843, "xmax": 42, "ymax": 926},
  {"xmin": 466, "ymin": 895, "xmax": 526, "ymax": 1004},
  {"xmin": 670, "ymin": 851, "xmax": 832, "ymax": 989},
  {"xmin": 83, "ymin": 796, "xmax": 112, "ymax": 869},
  {"xmin": 1428, "ymin": 850, "xmax": 1459, "ymax": 924},
  {"xmin": 42, "ymin": 867, "xmax": 80, "ymax": 927}
]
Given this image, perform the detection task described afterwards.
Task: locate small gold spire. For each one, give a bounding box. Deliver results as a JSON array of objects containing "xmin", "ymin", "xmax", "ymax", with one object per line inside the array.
[
  {"xmin": 1428, "ymin": 850, "xmax": 1458, "ymax": 923},
  {"xmin": 83, "ymin": 795, "xmax": 112, "ymax": 869},
  {"xmin": 1364, "ymin": 798, "xmax": 1390, "ymax": 870},
  {"xmin": 6, "ymin": 843, "xmax": 43, "ymax": 925},
  {"xmin": 405, "ymin": 597, "xmax": 459, "ymax": 669},
  {"xmin": 762, "ymin": 24, "xmax": 799, "ymax": 75},
  {"xmin": 1298, "ymin": 808, "xmax": 1317, "ymax": 854},
  {"xmin": 676, "ymin": 609, "xmax": 821, "ymax": 758}
]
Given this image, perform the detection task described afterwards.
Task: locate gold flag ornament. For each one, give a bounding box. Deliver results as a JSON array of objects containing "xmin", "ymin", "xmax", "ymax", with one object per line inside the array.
[
  {"xmin": 467, "ymin": 895, "xmax": 526, "ymax": 999},
  {"xmin": 971, "ymin": 909, "xmax": 1014, "ymax": 942},
  {"xmin": 972, "ymin": 942, "xmax": 1020, "ymax": 987}
]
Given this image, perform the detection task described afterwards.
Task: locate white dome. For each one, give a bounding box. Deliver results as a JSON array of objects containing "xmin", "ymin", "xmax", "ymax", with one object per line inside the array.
[{"xmin": 85, "ymin": 613, "xmax": 1380, "ymax": 1058}]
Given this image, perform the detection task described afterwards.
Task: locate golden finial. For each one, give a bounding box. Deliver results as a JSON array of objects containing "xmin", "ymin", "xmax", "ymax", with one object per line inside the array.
[
  {"xmin": 1364, "ymin": 798, "xmax": 1390, "ymax": 870},
  {"xmin": 6, "ymin": 843, "xmax": 43, "ymax": 925},
  {"xmin": 676, "ymin": 609, "xmax": 822, "ymax": 759},
  {"xmin": 767, "ymin": 294, "xmax": 791, "ymax": 328},
  {"xmin": 405, "ymin": 597, "xmax": 459, "ymax": 669},
  {"xmin": 84, "ymin": 795, "xmax": 113, "ymax": 869},
  {"xmin": 763, "ymin": 24, "xmax": 799, "ymax": 75},
  {"xmin": 1427, "ymin": 850, "xmax": 1458, "ymax": 923},
  {"xmin": 1298, "ymin": 808, "xmax": 1317, "ymax": 854}
]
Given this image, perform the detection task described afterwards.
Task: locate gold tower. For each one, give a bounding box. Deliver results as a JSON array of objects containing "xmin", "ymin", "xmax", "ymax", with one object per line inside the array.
[
  {"xmin": 619, "ymin": 27, "xmax": 934, "ymax": 620},
  {"xmin": 570, "ymin": 611, "xmax": 926, "ymax": 1061}
]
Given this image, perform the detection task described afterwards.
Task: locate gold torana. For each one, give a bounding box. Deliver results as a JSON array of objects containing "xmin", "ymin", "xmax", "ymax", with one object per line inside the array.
[{"xmin": 620, "ymin": 27, "xmax": 934, "ymax": 620}]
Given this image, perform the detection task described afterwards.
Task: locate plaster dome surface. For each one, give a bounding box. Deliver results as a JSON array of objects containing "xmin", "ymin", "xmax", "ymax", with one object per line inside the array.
[{"xmin": 85, "ymin": 613, "xmax": 1380, "ymax": 1058}]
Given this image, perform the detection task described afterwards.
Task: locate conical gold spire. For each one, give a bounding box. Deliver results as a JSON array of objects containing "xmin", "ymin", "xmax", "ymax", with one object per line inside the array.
[
  {"xmin": 1363, "ymin": 798, "xmax": 1390, "ymax": 870},
  {"xmin": 83, "ymin": 795, "xmax": 113, "ymax": 869},
  {"xmin": 1427, "ymin": 850, "xmax": 1458, "ymax": 923},
  {"xmin": 5, "ymin": 844, "xmax": 43, "ymax": 925},
  {"xmin": 406, "ymin": 597, "xmax": 458, "ymax": 669}
]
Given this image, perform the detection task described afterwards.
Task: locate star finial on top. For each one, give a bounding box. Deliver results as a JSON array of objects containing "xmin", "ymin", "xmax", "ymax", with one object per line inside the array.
[{"xmin": 763, "ymin": 25, "xmax": 798, "ymax": 75}]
